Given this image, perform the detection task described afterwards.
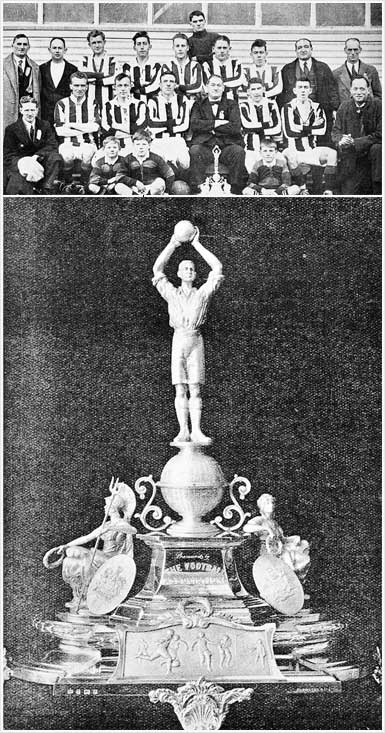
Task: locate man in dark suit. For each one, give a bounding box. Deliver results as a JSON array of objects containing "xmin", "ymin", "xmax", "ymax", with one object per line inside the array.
[
  {"xmin": 39, "ymin": 37, "xmax": 78, "ymax": 125},
  {"xmin": 332, "ymin": 75, "xmax": 381, "ymax": 195},
  {"xmin": 4, "ymin": 96, "xmax": 62, "ymax": 194},
  {"xmin": 333, "ymin": 37, "xmax": 382, "ymax": 105},
  {"xmin": 277, "ymin": 38, "xmax": 339, "ymax": 145},
  {"xmin": 189, "ymin": 75, "xmax": 247, "ymax": 194}
]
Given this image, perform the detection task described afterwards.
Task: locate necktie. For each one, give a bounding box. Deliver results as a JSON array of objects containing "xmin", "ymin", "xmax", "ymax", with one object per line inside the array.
[
  {"xmin": 303, "ymin": 61, "xmax": 309, "ymax": 78},
  {"xmin": 351, "ymin": 64, "xmax": 358, "ymax": 78},
  {"xmin": 165, "ymin": 102, "xmax": 173, "ymax": 133},
  {"xmin": 29, "ymin": 125, "xmax": 35, "ymax": 143},
  {"xmin": 356, "ymin": 106, "xmax": 365, "ymax": 136},
  {"xmin": 220, "ymin": 65, "xmax": 227, "ymax": 81}
]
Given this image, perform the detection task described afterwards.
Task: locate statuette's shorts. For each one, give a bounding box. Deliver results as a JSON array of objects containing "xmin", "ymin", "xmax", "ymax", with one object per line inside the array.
[{"xmin": 172, "ymin": 329, "xmax": 205, "ymax": 385}]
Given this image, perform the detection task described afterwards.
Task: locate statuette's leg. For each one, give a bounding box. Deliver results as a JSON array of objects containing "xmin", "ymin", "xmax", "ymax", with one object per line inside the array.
[
  {"xmin": 174, "ymin": 386, "xmax": 190, "ymax": 443},
  {"xmin": 189, "ymin": 391, "xmax": 211, "ymax": 444}
]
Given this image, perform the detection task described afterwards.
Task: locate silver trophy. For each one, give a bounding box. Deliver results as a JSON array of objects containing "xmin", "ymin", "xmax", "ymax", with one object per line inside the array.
[{"xmin": 7, "ymin": 223, "xmax": 362, "ymax": 731}]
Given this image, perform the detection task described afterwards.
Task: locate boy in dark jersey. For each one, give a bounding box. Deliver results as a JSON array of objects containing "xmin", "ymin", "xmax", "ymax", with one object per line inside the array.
[{"xmin": 243, "ymin": 138, "xmax": 302, "ymax": 196}]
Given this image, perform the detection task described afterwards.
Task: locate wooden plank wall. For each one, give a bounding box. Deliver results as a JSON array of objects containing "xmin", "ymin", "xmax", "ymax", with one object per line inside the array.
[{"xmin": 2, "ymin": 27, "xmax": 382, "ymax": 78}]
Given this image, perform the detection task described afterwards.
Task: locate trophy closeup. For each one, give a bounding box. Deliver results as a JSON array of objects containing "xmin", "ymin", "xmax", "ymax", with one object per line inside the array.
[{"xmin": 6, "ymin": 221, "xmax": 363, "ymax": 731}]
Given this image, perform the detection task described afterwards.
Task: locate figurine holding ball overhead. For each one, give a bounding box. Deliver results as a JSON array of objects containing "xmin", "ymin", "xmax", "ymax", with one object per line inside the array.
[{"xmin": 153, "ymin": 221, "xmax": 223, "ymax": 444}]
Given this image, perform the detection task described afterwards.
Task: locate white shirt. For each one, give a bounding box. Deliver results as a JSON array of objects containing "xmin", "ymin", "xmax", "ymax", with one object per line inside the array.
[
  {"xmin": 347, "ymin": 62, "xmax": 359, "ymax": 76},
  {"xmin": 299, "ymin": 59, "xmax": 312, "ymax": 72},
  {"xmin": 13, "ymin": 55, "xmax": 26, "ymax": 72},
  {"xmin": 24, "ymin": 122, "xmax": 35, "ymax": 138},
  {"xmin": 50, "ymin": 59, "xmax": 65, "ymax": 87}
]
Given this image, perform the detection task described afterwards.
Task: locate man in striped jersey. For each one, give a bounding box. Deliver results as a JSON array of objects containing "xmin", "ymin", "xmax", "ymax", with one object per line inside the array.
[
  {"xmin": 163, "ymin": 34, "xmax": 203, "ymax": 105},
  {"xmin": 202, "ymin": 36, "xmax": 245, "ymax": 102},
  {"xmin": 123, "ymin": 32, "xmax": 161, "ymax": 103},
  {"xmin": 101, "ymin": 72, "xmax": 146, "ymax": 155},
  {"xmin": 281, "ymin": 78, "xmax": 337, "ymax": 194},
  {"xmin": 54, "ymin": 71, "xmax": 100, "ymax": 185},
  {"xmin": 80, "ymin": 30, "xmax": 120, "ymax": 112},
  {"xmin": 243, "ymin": 39, "xmax": 282, "ymax": 101},
  {"xmin": 147, "ymin": 70, "xmax": 190, "ymax": 172},
  {"xmin": 239, "ymin": 79, "xmax": 282, "ymax": 172}
]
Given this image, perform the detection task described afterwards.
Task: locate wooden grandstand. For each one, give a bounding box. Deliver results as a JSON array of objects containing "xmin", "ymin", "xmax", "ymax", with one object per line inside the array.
[{"xmin": 2, "ymin": 2, "xmax": 382, "ymax": 78}]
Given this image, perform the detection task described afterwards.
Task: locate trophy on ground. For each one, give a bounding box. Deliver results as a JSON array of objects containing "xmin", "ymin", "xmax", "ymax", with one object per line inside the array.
[{"xmin": 7, "ymin": 222, "xmax": 361, "ymax": 731}]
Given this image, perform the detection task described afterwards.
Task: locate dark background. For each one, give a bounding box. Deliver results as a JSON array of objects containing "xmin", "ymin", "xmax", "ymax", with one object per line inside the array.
[{"xmin": 3, "ymin": 198, "xmax": 381, "ymax": 730}]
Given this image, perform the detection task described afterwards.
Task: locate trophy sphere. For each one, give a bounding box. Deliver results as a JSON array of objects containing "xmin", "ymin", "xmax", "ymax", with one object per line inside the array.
[{"xmin": 173, "ymin": 220, "xmax": 196, "ymax": 243}]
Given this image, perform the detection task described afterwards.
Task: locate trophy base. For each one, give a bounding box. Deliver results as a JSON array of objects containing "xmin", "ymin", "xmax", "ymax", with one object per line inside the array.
[{"xmin": 113, "ymin": 533, "xmax": 268, "ymax": 626}]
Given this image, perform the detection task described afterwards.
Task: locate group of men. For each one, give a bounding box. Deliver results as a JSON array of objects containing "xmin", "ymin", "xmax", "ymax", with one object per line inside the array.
[{"xmin": 3, "ymin": 10, "xmax": 382, "ymax": 196}]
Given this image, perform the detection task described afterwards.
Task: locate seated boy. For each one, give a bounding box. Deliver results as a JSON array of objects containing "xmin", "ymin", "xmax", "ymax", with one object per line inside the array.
[
  {"xmin": 281, "ymin": 78, "xmax": 337, "ymax": 194},
  {"xmin": 243, "ymin": 138, "xmax": 302, "ymax": 196},
  {"xmin": 88, "ymin": 136, "xmax": 133, "ymax": 195},
  {"xmin": 239, "ymin": 78, "xmax": 281, "ymax": 172},
  {"xmin": 121, "ymin": 129, "xmax": 175, "ymax": 195}
]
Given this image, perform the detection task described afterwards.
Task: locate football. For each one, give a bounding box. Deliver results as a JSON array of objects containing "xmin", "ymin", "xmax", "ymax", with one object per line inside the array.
[{"xmin": 173, "ymin": 220, "xmax": 197, "ymax": 242}]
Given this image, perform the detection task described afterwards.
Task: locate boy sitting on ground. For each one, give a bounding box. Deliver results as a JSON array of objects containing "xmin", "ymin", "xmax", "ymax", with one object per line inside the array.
[
  {"xmin": 121, "ymin": 128, "xmax": 175, "ymax": 195},
  {"xmin": 243, "ymin": 138, "xmax": 303, "ymax": 196},
  {"xmin": 88, "ymin": 136, "xmax": 133, "ymax": 195}
]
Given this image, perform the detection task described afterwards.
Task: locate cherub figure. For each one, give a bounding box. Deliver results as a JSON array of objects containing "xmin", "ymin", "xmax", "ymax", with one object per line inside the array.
[
  {"xmin": 243, "ymin": 493, "xmax": 310, "ymax": 580},
  {"xmin": 43, "ymin": 481, "xmax": 136, "ymax": 612}
]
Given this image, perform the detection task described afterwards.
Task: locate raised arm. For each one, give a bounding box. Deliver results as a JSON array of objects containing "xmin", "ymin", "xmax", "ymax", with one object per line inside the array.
[
  {"xmin": 191, "ymin": 228, "xmax": 222, "ymax": 276},
  {"xmin": 152, "ymin": 235, "xmax": 181, "ymax": 278}
]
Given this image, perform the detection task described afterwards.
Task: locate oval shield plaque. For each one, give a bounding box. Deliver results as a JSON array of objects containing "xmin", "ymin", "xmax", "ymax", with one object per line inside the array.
[
  {"xmin": 87, "ymin": 555, "xmax": 136, "ymax": 616},
  {"xmin": 252, "ymin": 554, "xmax": 304, "ymax": 616}
]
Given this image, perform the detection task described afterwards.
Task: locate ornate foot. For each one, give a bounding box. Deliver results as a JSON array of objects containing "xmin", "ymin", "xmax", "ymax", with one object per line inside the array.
[{"xmin": 149, "ymin": 676, "xmax": 253, "ymax": 730}]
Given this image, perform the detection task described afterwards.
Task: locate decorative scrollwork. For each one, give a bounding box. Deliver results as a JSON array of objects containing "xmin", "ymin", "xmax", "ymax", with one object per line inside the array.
[
  {"xmin": 210, "ymin": 475, "xmax": 251, "ymax": 534},
  {"xmin": 177, "ymin": 598, "xmax": 213, "ymax": 628},
  {"xmin": 134, "ymin": 475, "xmax": 174, "ymax": 532},
  {"xmin": 149, "ymin": 676, "xmax": 253, "ymax": 731}
]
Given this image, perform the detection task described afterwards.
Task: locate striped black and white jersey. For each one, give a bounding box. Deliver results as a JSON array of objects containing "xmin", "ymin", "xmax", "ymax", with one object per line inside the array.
[
  {"xmin": 122, "ymin": 59, "xmax": 162, "ymax": 101},
  {"xmin": 281, "ymin": 99, "xmax": 326, "ymax": 151},
  {"xmin": 147, "ymin": 93, "xmax": 190, "ymax": 139},
  {"xmin": 240, "ymin": 98, "xmax": 281, "ymax": 151},
  {"xmin": 162, "ymin": 59, "xmax": 203, "ymax": 98},
  {"xmin": 54, "ymin": 94, "xmax": 100, "ymax": 145},
  {"xmin": 243, "ymin": 64, "xmax": 283, "ymax": 99},
  {"xmin": 101, "ymin": 96, "xmax": 147, "ymax": 139},
  {"xmin": 80, "ymin": 53, "xmax": 121, "ymax": 110},
  {"xmin": 202, "ymin": 58, "xmax": 245, "ymax": 100}
]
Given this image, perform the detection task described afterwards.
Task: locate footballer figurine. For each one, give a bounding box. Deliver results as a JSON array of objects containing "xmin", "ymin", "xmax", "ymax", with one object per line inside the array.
[{"xmin": 152, "ymin": 222, "xmax": 223, "ymax": 444}]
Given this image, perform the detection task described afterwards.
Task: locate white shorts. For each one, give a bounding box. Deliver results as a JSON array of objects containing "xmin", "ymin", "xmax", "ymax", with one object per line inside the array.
[
  {"xmin": 171, "ymin": 330, "xmax": 205, "ymax": 385},
  {"xmin": 284, "ymin": 146, "xmax": 337, "ymax": 167}
]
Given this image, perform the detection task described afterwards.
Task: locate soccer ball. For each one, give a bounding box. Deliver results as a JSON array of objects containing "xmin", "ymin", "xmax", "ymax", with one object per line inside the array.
[
  {"xmin": 173, "ymin": 220, "xmax": 196, "ymax": 242},
  {"xmin": 171, "ymin": 180, "xmax": 191, "ymax": 196}
]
